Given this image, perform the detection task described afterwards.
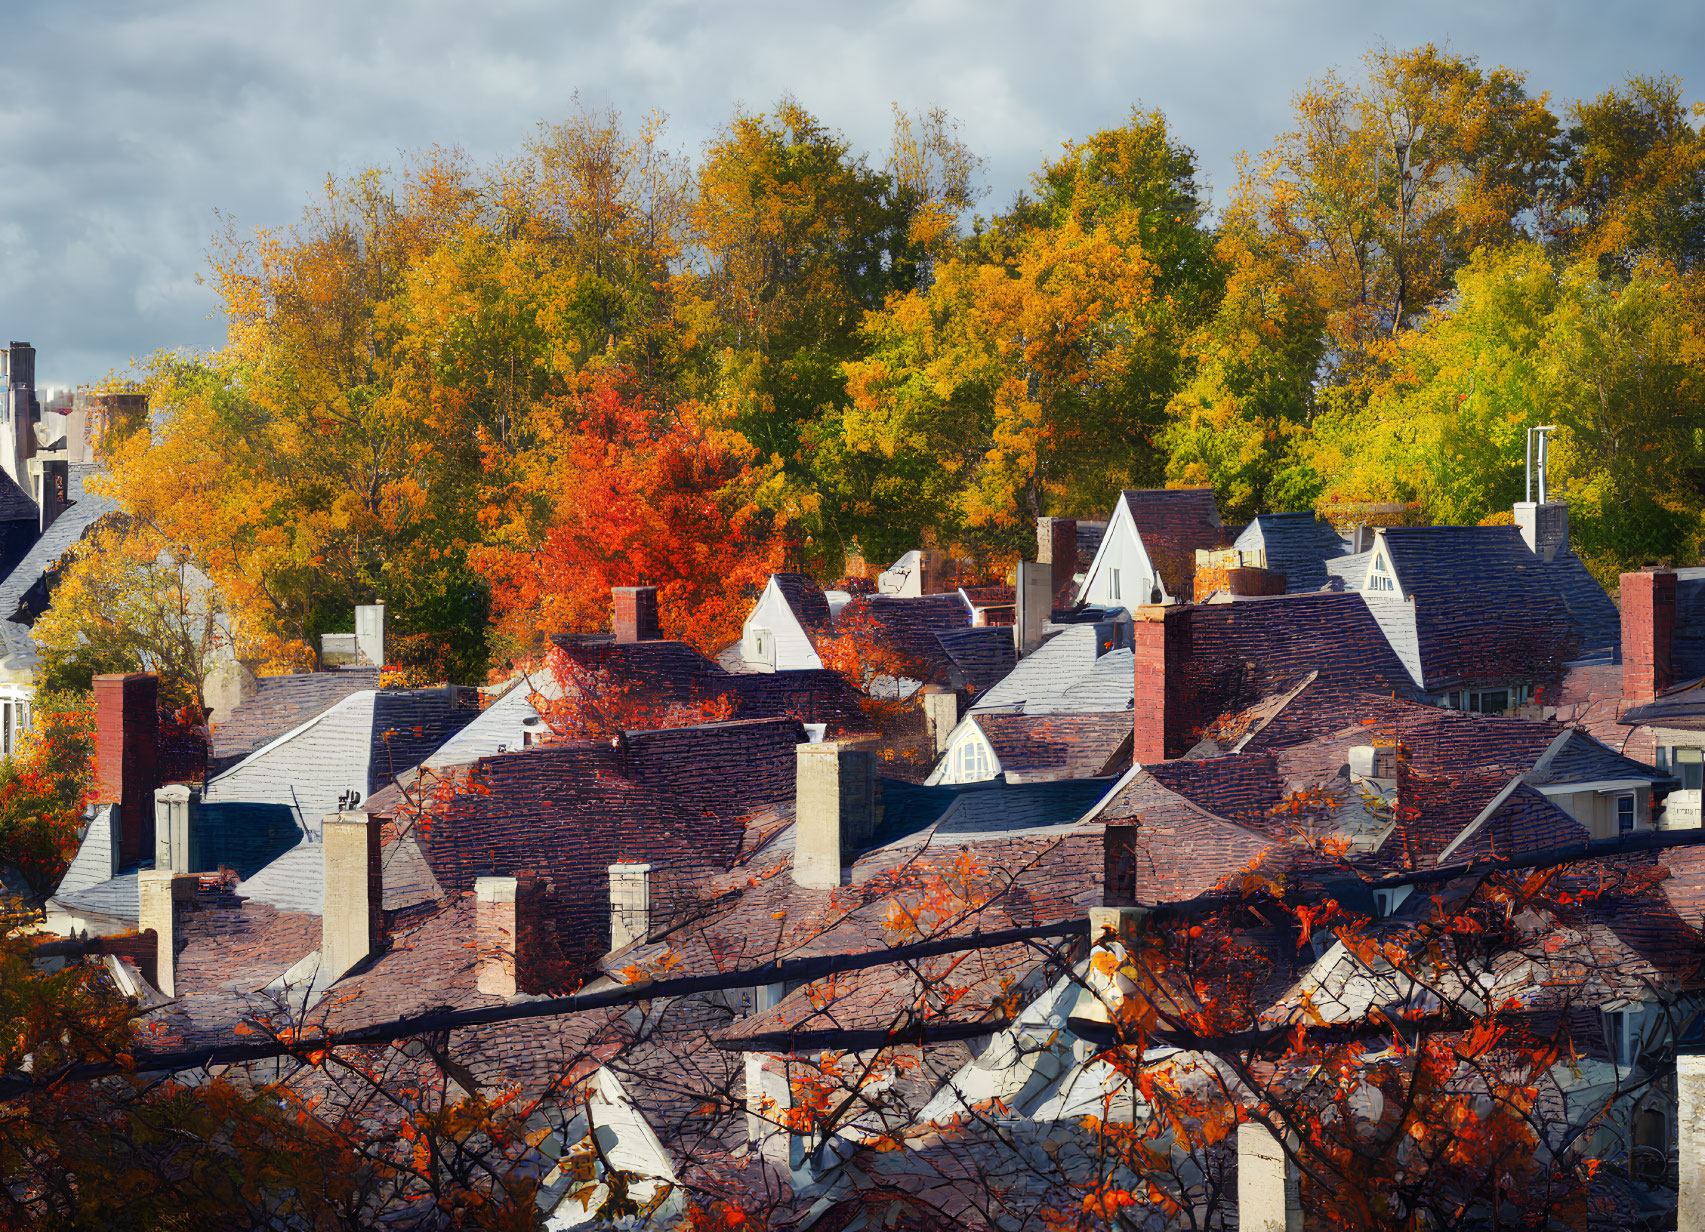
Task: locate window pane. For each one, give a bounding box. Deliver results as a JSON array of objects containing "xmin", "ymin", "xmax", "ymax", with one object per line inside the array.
[
  {"xmin": 1618, "ymin": 795, "xmax": 1636, "ymax": 835},
  {"xmin": 1688, "ymin": 762, "xmax": 1705, "ymax": 792}
]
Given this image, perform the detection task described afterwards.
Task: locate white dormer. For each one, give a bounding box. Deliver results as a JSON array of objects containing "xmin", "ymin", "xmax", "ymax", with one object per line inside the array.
[
  {"xmin": 1076, "ymin": 497, "xmax": 1164, "ymax": 610},
  {"xmin": 1361, "ymin": 533, "xmax": 1404, "ymax": 597},
  {"xmin": 740, "ymin": 576, "xmax": 823, "ymax": 672},
  {"xmin": 925, "ymin": 717, "xmax": 1001, "ymax": 785}
]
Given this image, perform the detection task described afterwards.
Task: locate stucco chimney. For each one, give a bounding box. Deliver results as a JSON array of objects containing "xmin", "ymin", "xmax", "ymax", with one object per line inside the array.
[
  {"xmin": 1014, "ymin": 561, "xmax": 1052, "ymax": 657},
  {"xmin": 475, "ymin": 874, "xmax": 542, "ymax": 997},
  {"xmin": 745, "ymin": 1052, "xmax": 800, "ymax": 1168},
  {"xmin": 1238, "ymin": 1122, "xmax": 1303, "ymax": 1231},
  {"xmin": 137, "ymin": 869, "xmax": 196, "ymax": 998},
  {"xmin": 921, "ymin": 686, "xmax": 959, "ymax": 755},
  {"xmin": 93, "ymin": 673, "xmax": 158, "ymax": 866},
  {"xmin": 612, "ymin": 586, "xmax": 661, "ymax": 643},
  {"xmin": 1514, "ymin": 500, "xmax": 1569, "ymax": 563},
  {"xmin": 354, "ymin": 603, "xmax": 386, "ymax": 668},
  {"xmin": 1622, "ymin": 567, "xmax": 1677, "ymax": 705},
  {"xmin": 1682, "ymin": 1051, "xmax": 1705, "ymax": 1232},
  {"xmin": 608, "ymin": 862, "xmax": 652, "ymax": 951},
  {"xmin": 1131, "ymin": 604, "xmax": 1192, "ymax": 763},
  {"xmin": 321, "ymin": 811, "xmax": 382, "ymax": 983},
  {"xmin": 152, "ymin": 784, "xmax": 198, "ymax": 874},
  {"xmin": 793, "ymin": 741, "xmax": 875, "ymax": 889}
]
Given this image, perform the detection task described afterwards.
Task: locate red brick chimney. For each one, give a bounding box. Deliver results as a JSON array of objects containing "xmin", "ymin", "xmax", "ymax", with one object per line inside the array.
[
  {"xmin": 1131, "ymin": 605, "xmax": 1192, "ymax": 763},
  {"xmin": 1622, "ymin": 567, "xmax": 1677, "ymax": 705},
  {"xmin": 94, "ymin": 673, "xmax": 159, "ymax": 865},
  {"xmin": 612, "ymin": 586, "xmax": 661, "ymax": 643}
]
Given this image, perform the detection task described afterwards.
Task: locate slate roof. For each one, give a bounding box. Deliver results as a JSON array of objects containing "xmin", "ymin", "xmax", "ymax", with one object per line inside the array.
[
  {"xmin": 0, "ymin": 466, "xmax": 36, "ymax": 523},
  {"xmin": 933, "ymin": 625, "xmax": 1017, "ymax": 695},
  {"xmin": 1092, "ymin": 769, "xmax": 1287, "ymax": 902},
  {"xmin": 0, "ymin": 461, "xmax": 114, "ymax": 622},
  {"xmin": 1120, "ymin": 487, "xmax": 1227, "ymax": 596},
  {"xmin": 1233, "ymin": 512, "xmax": 1352, "ymax": 593},
  {"xmin": 971, "ymin": 712, "xmax": 1132, "ymax": 782},
  {"xmin": 844, "ymin": 593, "xmax": 971, "ymax": 680},
  {"xmin": 210, "ymin": 669, "xmax": 381, "ymax": 766},
  {"xmin": 1620, "ymin": 676, "xmax": 1705, "ymax": 732},
  {"xmin": 1376, "ymin": 527, "xmax": 1580, "ymax": 690},
  {"xmin": 770, "ymin": 572, "xmax": 832, "ymax": 632},
  {"xmin": 971, "ymin": 624, "xmax": 1131, "ymax": 715}
]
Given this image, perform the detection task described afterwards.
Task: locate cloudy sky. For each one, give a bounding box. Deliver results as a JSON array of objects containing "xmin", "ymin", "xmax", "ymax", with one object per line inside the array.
[{"xmin": 3, "ymin": 0, "xmax": 1700, "ymax": 388}]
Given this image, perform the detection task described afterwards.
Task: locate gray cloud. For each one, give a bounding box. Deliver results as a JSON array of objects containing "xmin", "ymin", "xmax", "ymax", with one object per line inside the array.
[{"xmin": 2, "ymin": 0, "xmax": 1699, "ymax": 386}]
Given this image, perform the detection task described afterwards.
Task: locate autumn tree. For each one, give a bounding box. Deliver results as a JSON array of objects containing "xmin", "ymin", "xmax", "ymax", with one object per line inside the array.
[
  {"xmin": 0, "ymin": 698, "xmax": 92, "ymax": 901},
  {"xmin": 838, "ymin": 109, "xmax": 1214, "ymax": 557}
]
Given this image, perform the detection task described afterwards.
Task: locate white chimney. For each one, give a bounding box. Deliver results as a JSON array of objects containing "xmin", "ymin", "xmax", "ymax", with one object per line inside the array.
[
  {"xmin": 792, "ymin": 741, "xmax": 875, "ymax": 889},
  {"xmin": 355, "ymin": 603, "xmax": 386, "ymax": 668},
  {"xmin": 321, "ymin": 811, "xmax": 381, "ymax": 983},
  {"xmin": 1015, "ymin": 560, "xmax": 1052, "ymax": 655},
  {"xmin": 744, "ymin": 1052, "xmax": 800, "ymax": 1168},
  {"xmin": 1238, "ymin": 1122, "xmax": 1302, "ymax": 1232},
  {"xmin": 608, "ymin": 863, "xmax": 652, "ymax": 951},
  {"xmin": 153, "ymin": 785, "xmax": 197, "ymax": 874},
  {"xmin": 1682, "ymin": 1052, "xmax": 1705, "ymax": 1232}
]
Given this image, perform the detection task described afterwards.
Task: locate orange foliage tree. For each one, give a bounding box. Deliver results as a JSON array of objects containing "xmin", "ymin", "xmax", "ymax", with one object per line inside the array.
[{"xmin": 472, "ymin": 369, "xmax": 790, "ymax": 664}]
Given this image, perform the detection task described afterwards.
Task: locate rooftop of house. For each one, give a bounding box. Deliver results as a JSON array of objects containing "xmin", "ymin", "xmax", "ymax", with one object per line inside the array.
[
  {"xmin": 1119, "ymin": 487, "xmax": 1227, "ymax": 595},
  {"xmin": 768, "ymin": 571, "xmax": 832, "ymax": 632},
  {"xmin": 0, "ymin": 461, "xmax": 114, "ymax": 623},
  {"xmin": 969, "ymin": 711, "xmax": 1132, "ymax": 783},
  {"xmin": 1232, "ymin": 512, "xmax": 1353, "ymax": 593},
  {"xmin": 0, "ymin": 466, "xmax": 36, "ymax": 524},
  {"xmin": 210, "ymin": 668, "xmax": 383, "ymax": 766},
  {"xmin": 932, "ymin": 625, "xmax": 1017, "ymax": 694},
  {"xmin": 970, "ymin": 623, "xmax": 1131, "ymax": 715}
]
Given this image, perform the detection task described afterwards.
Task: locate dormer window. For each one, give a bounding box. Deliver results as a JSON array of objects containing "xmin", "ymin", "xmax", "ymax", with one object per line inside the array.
[
  {"xmin": 955, "ymin": 737, "xmax": 993, "ymax": 780},
  {"xmin": 1368, "ymin": 551, "xmax": 1396, "ymax": 592}
]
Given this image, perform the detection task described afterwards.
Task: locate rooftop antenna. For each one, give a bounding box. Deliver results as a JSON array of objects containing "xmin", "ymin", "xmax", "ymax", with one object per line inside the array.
[{"xmin": 1525, "ymin": 425, "xmax": 1558, "ymax": 504}]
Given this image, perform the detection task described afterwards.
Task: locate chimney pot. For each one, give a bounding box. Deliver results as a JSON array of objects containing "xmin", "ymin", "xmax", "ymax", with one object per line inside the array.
[
  {"xmin": 792, "ymin": 741, "xmax": 875, "ymax": 888},
  {"xmin": 321, "ymin": 811, "xmax": 382, "ymax": 983},
  {"xmin": 153, "ymin": 784, "xmax": 198, "ymax": 874},
  {"xmin": 612, "ymin": 586, "xmax": 661, "ymax": 643}
]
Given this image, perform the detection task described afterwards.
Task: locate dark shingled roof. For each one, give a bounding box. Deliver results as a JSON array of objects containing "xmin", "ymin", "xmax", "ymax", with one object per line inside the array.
[
  {"xmin": 0, "ymin": 466, "xmax": 36, "ymax": 523},
  {"xmin": 770, "ymin": 571, "xmax": 832, "ymax": 632},
  {"xmin": 970, "ymin": 712, "xmax": 1132, "ymax": 782},
  {"xmin": 845, "ymin": 593, "xmax": 970, "ymax": 681},
  {"xmin": 0, "ymin": 461, "xmax": 115, "ymax": 623},
  {"xmin": 1671, "ymin": 569, "xmax": 1705, "ymax": 682},
  {"xmin": 1377, "ymin": 526, "xmax": 1575, "ymax": 690},
  {"xmin": 1120, "ymin": 487, "xmax": 1227, "ymax": 596},
  {"xmin": 211, "ymin": 669, "xmax": 382, "ymax": 765},
  {"xmin": 1233, "ymin": 512, "xmax": 1352, "ymax": 593},
  {"xmin": 933, "ymin": 625, "xmax": 1017, "ymax": 694}
]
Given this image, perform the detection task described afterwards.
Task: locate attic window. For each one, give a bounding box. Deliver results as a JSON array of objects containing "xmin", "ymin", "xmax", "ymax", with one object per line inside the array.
[
  {"xmin": 1603, "ymin": 1007, "xmax": 1642, "ymax": 1067},
  {"xmin": 1109, "ymin": 569, "xmax": 1121, "ymax": 602},
  {"xmin": 955, "ymin": 738, "xmax": 993, "ymax": 780}
]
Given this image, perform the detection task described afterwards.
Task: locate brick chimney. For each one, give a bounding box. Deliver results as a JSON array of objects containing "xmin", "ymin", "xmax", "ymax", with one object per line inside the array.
[
  {"xmin": 321, "ymin": 811, "xmax": 382, "ymax": 983},
  {"xmin": 137, "ymin": 869, "xmax": 196, "ymax": 998},
  {"xmin": 94, "ymin": 673, "xmax": 159, "ymax": 866},
  {"xmin": 1037, "ymin": 517, "xmax": 1079, "ymax": 608},
  {"xmin": 792, "ymin": 740, "xmax": 875, "ymax": 888},
  {"xmin": 1131, "ymin": 604, "xmax": 1192, "ymax": 763},
  {"xmin": 608, "ymin": 863, "xmax": 652, "ymax": 952},
  {"xmin": 475, "ymin": 874, "xmax": 543, "ymax": 996},
  {"xmin": 612, "ymin": 586, "xmax": 661, "ymax": 643},
  {"xmin": 1622, "ymin": 567, "xmax": 1677, "ymax": 705}
]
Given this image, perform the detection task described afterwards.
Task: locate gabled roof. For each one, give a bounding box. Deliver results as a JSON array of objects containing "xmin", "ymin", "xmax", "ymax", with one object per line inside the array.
[
  {"xmin": 1372, "ymin": 527, "xmax": 1577, "ymax": 690},
  {"xmin": 843, "ymin": 593, "xmax": 970, "ymax": 680},
  {"xmin": 970, "ymin": 712, "xmax": 1132, "ymax": 782},
  {"xmin": 1233, "ymin": 512, "xmax": 1352, "ymax": 593},
  {"xmin": 1119, "ymin": 487, "xmax": 1226, "ymax": 596},
  {"xmin": 0, "ymin": 461, "xmax": 115, "ymax": 623},
  {"xmin": 1093, "ymin": 768, "xmax": 1286, "ymax": 901},
  {"xmin": 970, "ymin": 624, "xmax": 1131, "ymax": 715},
  {"xmin": 211, "ymin": 669, "xmax": 382, "ymax": 765},
  {"xmin": 1620, "ymin": 675, "xmax": 1705, "ymax": 730},
  {"xmin": 0, "ymin": 466, "xmax": 36, "ymax": 523},
  {"xmin": 768, "ymin": 572, "xmax": 832, "ymax": 632},
  {"xmin": 933, "ymin": 625, "xmax": 1017, "ymax": 694}
]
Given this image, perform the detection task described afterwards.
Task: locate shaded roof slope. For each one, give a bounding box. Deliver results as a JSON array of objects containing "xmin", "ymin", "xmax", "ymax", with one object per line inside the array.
[{"xmin": 1233, "ymin": 512, "xmax": 1352, "ymax": 593}]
